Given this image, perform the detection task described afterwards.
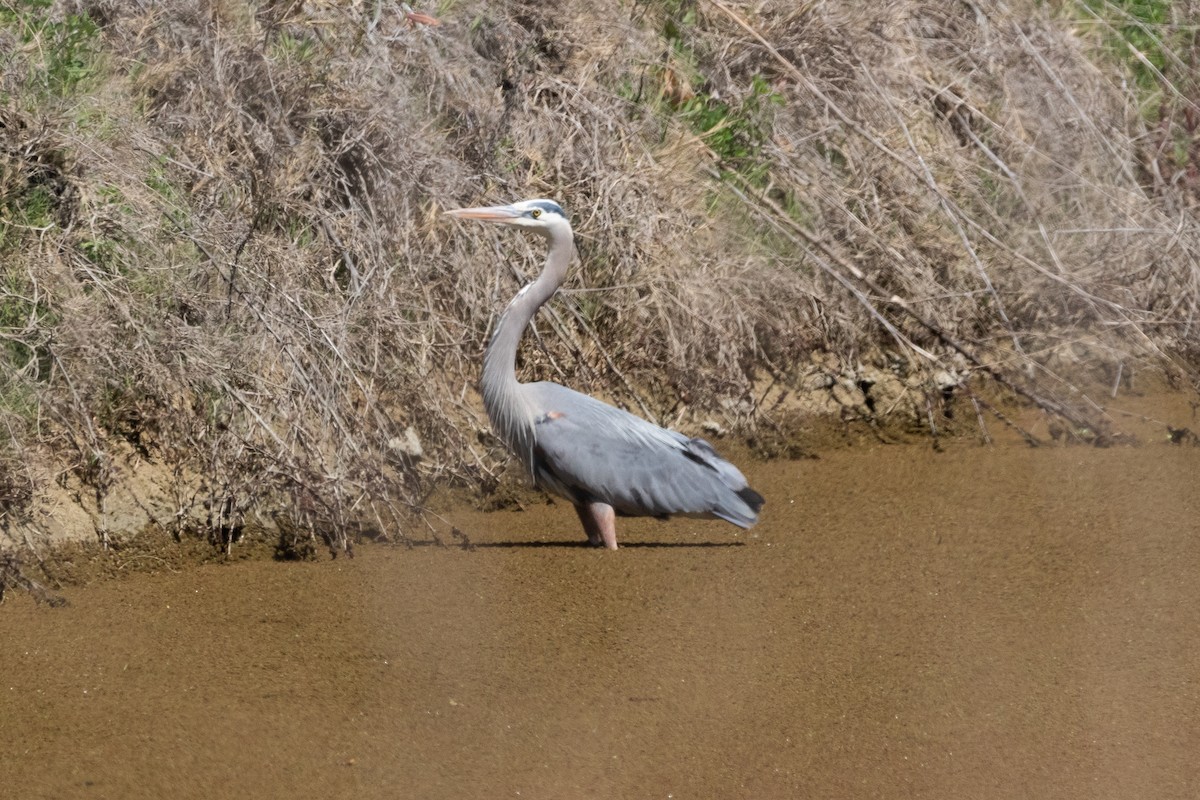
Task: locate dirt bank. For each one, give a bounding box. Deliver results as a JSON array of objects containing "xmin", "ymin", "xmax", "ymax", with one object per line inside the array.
[{"xmin": 2, "ymin": 437, "xmax": 1199, "ymax": 799}]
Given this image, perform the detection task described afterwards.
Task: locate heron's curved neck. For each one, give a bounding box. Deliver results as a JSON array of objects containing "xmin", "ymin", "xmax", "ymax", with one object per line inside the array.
[{"xmin": 482, "ymin": 224, "xmax": 574, "ymax": 465}]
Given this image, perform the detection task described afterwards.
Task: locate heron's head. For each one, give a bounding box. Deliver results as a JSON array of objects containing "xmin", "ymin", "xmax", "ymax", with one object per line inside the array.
[{"xmin": 444, "ymin": 198, "xmax": 570, "ymax": 237}]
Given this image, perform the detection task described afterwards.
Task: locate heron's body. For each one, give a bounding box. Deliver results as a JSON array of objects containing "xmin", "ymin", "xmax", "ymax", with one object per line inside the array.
[{"xmin": 446, "ymin": 198, "xmax": 764, "ymax": 548}]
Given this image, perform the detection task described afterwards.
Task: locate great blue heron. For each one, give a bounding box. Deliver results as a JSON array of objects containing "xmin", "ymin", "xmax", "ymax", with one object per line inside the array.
[{"xmin": 445, "ymin": 198, "xmax": 764, "ymax": 549}]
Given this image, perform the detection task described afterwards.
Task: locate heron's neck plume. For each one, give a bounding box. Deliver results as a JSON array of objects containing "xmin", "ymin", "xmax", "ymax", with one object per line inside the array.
[{"xmin": 482, "ymin": 223, "xmax": 574, "ymax": 469}]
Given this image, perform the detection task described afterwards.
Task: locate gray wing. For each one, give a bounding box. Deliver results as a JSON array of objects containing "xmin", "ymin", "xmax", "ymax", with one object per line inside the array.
[{"xmin": 522, "ymin": 382, "xmax": 764, "ymax": 528}]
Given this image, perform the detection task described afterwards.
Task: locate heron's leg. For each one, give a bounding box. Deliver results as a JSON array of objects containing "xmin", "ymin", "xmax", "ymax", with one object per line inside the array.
[{"xmin": 573, "ymin": 502, "xmax": 618, "ymax": 550}]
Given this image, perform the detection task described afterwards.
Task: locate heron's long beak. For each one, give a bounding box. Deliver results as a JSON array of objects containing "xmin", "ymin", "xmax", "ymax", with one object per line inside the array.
[{"xmin": 444, "ymin": 204, "xmax": 522, "ymax": 223}]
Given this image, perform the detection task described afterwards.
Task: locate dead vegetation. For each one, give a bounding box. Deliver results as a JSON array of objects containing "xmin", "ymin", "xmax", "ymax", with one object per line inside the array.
[{"xmin": 1, "ymin": 0, "xmax": 1198, "ymax": 563}]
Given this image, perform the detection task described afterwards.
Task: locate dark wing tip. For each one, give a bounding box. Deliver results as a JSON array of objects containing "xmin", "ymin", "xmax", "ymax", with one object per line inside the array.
[{"xmin": 737, "ymin": 486, "xmax": 765, "ymax": 514}]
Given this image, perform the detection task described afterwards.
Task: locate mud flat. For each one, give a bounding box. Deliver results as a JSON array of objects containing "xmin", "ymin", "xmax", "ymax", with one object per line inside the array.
[{"xmin": 2, "ymin": 438, "xmax": 1199, "ymax": 799}]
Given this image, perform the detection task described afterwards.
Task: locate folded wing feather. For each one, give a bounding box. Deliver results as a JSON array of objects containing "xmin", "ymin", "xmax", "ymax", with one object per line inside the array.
[{"xmin": 524, "ymin": 382, "xmax": 761, "ymax": 527}]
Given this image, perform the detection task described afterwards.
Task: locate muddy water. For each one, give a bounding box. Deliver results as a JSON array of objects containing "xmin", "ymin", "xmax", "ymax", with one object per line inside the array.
[{"xmin": 2, "ymin": 442, "xmax": 1199, "ymax": 799}]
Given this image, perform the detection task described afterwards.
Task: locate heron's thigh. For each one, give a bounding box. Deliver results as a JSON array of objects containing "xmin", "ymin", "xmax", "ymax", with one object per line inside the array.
[{"xmin": 574, "ymin": 502, "xmax": 618, "ymax": 550}]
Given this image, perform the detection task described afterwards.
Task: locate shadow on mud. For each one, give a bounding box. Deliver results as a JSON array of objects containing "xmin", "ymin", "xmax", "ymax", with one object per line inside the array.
[{"xmin": 474, "ymin": 540, "xmax": 745, "ymax": 549}]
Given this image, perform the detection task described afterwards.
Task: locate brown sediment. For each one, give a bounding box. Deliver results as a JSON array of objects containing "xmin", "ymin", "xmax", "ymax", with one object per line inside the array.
[{"xmin": 2, "ymin": 436, "xmax": 1199, "ymax": 799}]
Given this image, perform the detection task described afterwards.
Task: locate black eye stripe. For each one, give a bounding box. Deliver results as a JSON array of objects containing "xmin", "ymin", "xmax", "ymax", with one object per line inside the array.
[{"xmin": 526, "ymin": 200, "xmax": 564, "ymax": 218}]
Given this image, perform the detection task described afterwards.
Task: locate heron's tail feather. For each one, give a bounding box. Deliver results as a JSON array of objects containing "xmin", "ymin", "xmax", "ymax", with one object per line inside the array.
[
  {"xmin": 737, "ymin": 486, "xmax": 765, "ymax": 514},
  {"xmin": 709, "ymin": 484, "xmax": 764, "ymax": 529},
  {"xmin": 680, "ymin": 436, "xmax": 765, "ymax": 528}
]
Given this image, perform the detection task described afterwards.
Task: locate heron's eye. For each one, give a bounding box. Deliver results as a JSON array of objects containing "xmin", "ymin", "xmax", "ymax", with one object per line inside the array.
[{"xmin": 530, "ymin": 209, "xmax": 542, "ymax": 219}]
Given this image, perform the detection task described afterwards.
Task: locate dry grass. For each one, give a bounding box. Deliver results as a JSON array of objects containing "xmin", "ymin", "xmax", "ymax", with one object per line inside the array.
[{"xmin": 1, "ymin": 0, "xmax": 1197, "ymax": 554}]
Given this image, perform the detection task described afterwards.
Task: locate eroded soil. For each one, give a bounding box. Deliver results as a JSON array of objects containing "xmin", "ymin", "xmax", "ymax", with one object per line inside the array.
[{"xmin": 2, "ymin": 438, "xmax": 1199, "ymax": 799}]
